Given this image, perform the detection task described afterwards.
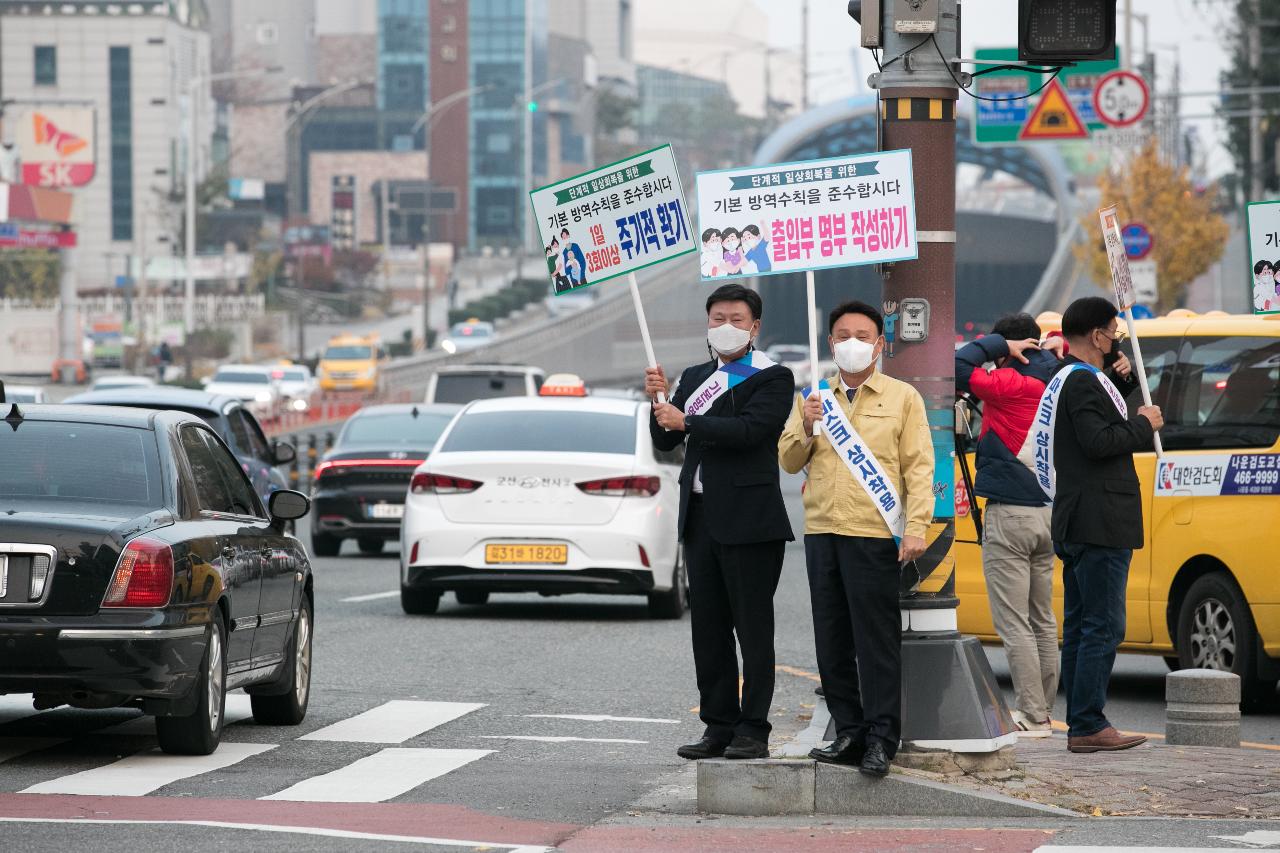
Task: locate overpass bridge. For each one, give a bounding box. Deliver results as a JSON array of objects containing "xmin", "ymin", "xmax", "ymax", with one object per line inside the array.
[{"xmin": 384, "ymin": 96, "xmax": 1086, "ymax": 398}]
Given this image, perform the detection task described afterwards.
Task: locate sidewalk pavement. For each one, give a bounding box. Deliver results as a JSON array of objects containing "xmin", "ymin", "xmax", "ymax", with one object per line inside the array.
[{"xmin": 907, "ymin": 735, "xmax": 1280, "ymax": 818}]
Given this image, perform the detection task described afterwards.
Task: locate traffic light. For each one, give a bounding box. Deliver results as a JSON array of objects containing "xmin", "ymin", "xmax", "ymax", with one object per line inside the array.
[
  {"xmin": 527, "ymin": 100, "xmax": 539, "ymax": 113},
  {"xmin": 847, "ymin": 0, "xmax": 881, "ymax": 49},
  {"xmin": 1018, "ymin": 0, "xmax": 1116, "ymax": 64}
]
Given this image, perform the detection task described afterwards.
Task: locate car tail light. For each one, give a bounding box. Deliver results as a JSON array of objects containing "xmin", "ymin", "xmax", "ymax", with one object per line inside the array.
[
  {"xmin": 410, "ymin": 541, "xmax": 419, "ymax": 563},
  {"xmin": 29, "ymin": 553, "xmax": 52, "ymax": 601},
  {"xmin": 638, "ymin": 545, "xmax": 650, "ymax": 568},
  {"xmin": 103, "ymin": 538, "xmax": 174, "ymax": 608},
  {"xmin": 577, "ymin": 476, "xmax": 660, "ymax": 497},
  {"xmin": 314, "ymin": 458, "xmax": 424, "ymax": 479},
  {"xmin": 410, "ymin": 473, "xmax": 483, "ymax": 495}
]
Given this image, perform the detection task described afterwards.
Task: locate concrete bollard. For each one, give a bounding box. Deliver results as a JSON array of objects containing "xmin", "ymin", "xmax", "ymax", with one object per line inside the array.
[{"xmin": 1165, "ymin": 669, "xmax": 1240, "ymax": 748}]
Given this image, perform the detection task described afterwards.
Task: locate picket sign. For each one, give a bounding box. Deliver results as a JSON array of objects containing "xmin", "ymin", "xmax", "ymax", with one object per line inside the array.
[
  {"xmin": 1098, "ymin": 204, "xmax": 1164, "ymax": 458},
  {"xmin": 628, "ymin": 272, "xmax": 665, "ymax": 405},
  {"xmin": 528, "ymin": 144, "xmax": 695, "ymax": 405},
  {"xmin": 804, "ymin": 270, "xmax": 821, "ymax": 436}
]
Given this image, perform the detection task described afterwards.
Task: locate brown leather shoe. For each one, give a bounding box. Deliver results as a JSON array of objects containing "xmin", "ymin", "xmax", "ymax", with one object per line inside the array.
[{"xmin": 1067, "ymin": 726, "xmax": 1147, "ymax": 753}]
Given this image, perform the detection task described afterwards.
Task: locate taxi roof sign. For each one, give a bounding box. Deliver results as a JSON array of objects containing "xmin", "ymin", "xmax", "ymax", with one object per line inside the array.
[{"xmin": 540, "ymin": 373, "xmax": 588, "ymax": 397}]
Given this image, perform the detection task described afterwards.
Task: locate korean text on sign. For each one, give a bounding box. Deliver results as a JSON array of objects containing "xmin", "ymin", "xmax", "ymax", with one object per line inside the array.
[
  {"xmin": 695, "ymin": 149, "xmax": 917, "ymax": 281},
  {"xmin": 529, "ymin": 144, "xmax": 696, "ymax": 295}
]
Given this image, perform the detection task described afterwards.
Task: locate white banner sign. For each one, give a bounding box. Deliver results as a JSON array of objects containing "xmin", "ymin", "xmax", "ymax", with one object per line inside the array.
[
  {"xmin": 1099, "ymin": 205, "xmax": 1135, "ymax": 310},
  {"xmin": 1154, "ymin": 453, "xmax": 1280, "ymax": 497},
  {"xmin": 1130, "ymin": 259, "xmax": 1157, "ymax": 305},
  {"xmin": 528, "ymin": 144, "xmax": 695, "ymax": 295},
  {"xmin": 694, "ymin": 149, "xmax": 917, "ymax": 280},
  {"xmin": 1246, "ymin": 200, "xmax": 1280, "ymax": 314},
  {"xmin": 129, "ymin": 254, "xmax": 252, "ymax": 281}
]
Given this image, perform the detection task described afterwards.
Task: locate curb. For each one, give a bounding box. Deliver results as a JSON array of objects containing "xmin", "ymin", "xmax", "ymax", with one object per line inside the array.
[{"xmin": 697, "ymin": 758, "xmax": 1079, "ymax": 818}]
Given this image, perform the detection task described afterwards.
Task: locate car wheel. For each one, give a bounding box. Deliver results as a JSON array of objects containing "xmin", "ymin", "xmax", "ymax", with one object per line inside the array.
[
  {"xmin": 311, "ymin": 532, "xmax": 341, "ymax": 558},
  {"xmin": 456, "ymin": 589, "xmax": 489, "ymax": 606},
  {"xmin": 157, "ymin": 616, "xmax": 226, "ymax": 755},
  {"xmin": 249, "ymin": 596, "xmax": 313, "ymax": 725},
  {"xmin": 357, "ymin": 537, "xmax": 384, "ymax": 555},
  {"xmin": 1176, "ymin": 573, "xmax": 1277, "ymax": 708},
  {"xmin": 647, "ymin": 547, "xmax": 688, "ymax": 620},
  {"xmin": 401, "ymin": 585, "xmax": 441, "ymax": 615}
]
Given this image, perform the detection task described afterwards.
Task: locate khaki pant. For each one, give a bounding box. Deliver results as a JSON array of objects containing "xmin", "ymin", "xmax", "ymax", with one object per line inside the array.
[{"xmin": 982, "ymin": 502, "xmax": 1058, "ymax": 722}]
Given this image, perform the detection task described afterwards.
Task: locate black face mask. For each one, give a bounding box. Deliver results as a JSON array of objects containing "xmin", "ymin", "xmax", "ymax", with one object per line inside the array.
[{"xmin": 1102, "ymin": 335, "xmax": 1122, "ymax": 370}]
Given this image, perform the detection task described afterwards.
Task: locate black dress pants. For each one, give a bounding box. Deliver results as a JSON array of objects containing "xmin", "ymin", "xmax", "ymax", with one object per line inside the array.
[
  {"xmin": 684, "ymin": 496, "xmax": 785, "ymax": 744},
  {"xmin": 805, "ymin": 533, "xmax": 902, "ymax": 756}
]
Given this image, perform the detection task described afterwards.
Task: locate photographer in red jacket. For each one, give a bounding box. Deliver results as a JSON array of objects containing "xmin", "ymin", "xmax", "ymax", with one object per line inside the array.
[{"xmin": 955, "ymin": 313, "xmax": 1065, "ymax": 736}]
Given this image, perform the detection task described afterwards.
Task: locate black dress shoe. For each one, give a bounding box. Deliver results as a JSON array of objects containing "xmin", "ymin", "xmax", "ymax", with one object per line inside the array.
[
  {"xmin": 676, "ymin": 736, "xmax": 729, "ymax": 760},
  {"xmin": 859, "ymin": 740, "xmax": 891, "ymax": 778},
  {"xmin": 809, "ymin": 735, "xmax": 866, "ymax": 766},
  {"xmin": 722, "ymin": 735, "xmax": 768, "ymax": 760}
]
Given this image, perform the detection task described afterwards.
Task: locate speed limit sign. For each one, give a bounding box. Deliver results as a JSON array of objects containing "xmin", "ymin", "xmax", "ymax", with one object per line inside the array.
[{"xmin": 1093, "ymin": 71, "xmax": 1150, "ymax": 128}]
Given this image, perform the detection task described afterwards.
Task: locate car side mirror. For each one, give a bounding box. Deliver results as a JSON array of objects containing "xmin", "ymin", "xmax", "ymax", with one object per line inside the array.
[
  {"xmin": 268, "ymin": 489, "xmax": 310, "ymax": 524},
  {"xmin": 272, "ymin": 440, "xmax": 297, "ymax": 466}
]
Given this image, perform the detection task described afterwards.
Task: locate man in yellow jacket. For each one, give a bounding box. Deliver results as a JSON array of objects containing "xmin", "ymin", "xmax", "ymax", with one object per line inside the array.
[{"xmin": 779, "ymin": 300, "xmax": 934, "ymax": 778}]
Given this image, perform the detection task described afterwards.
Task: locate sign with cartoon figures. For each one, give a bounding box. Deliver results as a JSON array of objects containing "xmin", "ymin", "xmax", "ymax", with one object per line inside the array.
[
  {"xmin": 7, "ymin": 106, "xmax": 96, "ymax": 187},
  {"xmin": 694, "ymin": 149, "xmax": 918, "ymax": 281},
  {"xmin": 1246, "ymin": 200, "xmax": 1280, "ymax": 314},
  {"xmin": 528, "ymin": 144, "xmax": 695, "ymax": 295}
]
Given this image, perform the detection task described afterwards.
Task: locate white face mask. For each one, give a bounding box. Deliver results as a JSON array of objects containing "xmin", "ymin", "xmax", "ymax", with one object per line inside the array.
[
  {"xmin": 707, "ymin": 323, "xmax": 752, "ymax": 357},
  {"xmin": 833, "ymin": 337, "xmax": 877, "ymax": 374},
  {"xmin": 1262, "ymin": 274, "xmax": 1275, "ymax": 287}
]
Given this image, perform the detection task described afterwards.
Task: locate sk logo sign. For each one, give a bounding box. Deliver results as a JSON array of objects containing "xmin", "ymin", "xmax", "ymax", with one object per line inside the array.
[{"xmin": 33, "ymin": 113, "xmax": 88, "ymax": 157}]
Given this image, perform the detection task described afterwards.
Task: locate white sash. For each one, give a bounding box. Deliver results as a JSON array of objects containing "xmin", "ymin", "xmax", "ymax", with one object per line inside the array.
[
  {"xmin": 807, "ymin": 379, "xmax": 906, "ymax": 542},
  {"xmin": 1019, "ymin": 363, "xmax": 1128, "ymax": 501},
  {"xmin": 682, "ymin": 350, "xmax": 777, "ymax": 418}
]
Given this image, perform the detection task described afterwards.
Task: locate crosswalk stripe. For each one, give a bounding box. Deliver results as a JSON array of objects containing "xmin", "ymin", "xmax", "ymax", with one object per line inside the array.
[
  {"xmin": 261, "ymin": 747, "xmax": 492, "ymax": 802},
  {"xmin": 99, "ymin": 693, "xmax": 255, "ymax": 737},
  {"xmin": 300, "ymin": 700, "xmax": 485, "ymax": 744},
  {"xmin": 19, "ymin": 742, "xmax": 276, "ymax": 796},
  {"xmin": 0, "ymin": 737, "xmax": 64, "ymax": 764}
]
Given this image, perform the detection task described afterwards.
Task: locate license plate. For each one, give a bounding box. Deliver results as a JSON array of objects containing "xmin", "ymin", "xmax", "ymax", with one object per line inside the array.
[
  {"xmin": 368, "ymin": 503, "xmax": 404, "ymax": 519},
  {"xmin": 485, "ymin": 543, "xmax": 568, "ymax": 565}
]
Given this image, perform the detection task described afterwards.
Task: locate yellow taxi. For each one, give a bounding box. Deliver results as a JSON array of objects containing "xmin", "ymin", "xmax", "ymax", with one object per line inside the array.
[
  {"xmin": 956, "ymin": 311, "xmax": 1280, "ymax": 704},
  {"xmin": 317, "ymin": 334, "xmax": 384, "ymax": 393}
]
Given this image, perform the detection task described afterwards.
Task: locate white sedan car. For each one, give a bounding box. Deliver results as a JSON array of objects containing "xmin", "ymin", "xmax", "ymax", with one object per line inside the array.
[
  {"xmin": 399, "ymin": 395, "xmax": 686, "ymax": 618},
  {"xmin": 203, "ymin": 365, "xmax": 280, "ymax": 420}
]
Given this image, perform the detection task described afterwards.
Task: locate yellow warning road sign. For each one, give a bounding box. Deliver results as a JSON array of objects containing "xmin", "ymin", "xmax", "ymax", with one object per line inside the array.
[{"xmin": 1018, "ymin": 79, "xmax": 1089, "ymax": 141}]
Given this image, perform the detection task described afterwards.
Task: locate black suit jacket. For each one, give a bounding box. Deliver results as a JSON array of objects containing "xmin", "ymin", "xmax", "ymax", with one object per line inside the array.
[
  {"xmin": 1051, "ymin": 355, "xmax": 1154, "ymax": 549},
  {"xmin": 651, "ymin": 358, "xmax": 795, "ymax": 545}
]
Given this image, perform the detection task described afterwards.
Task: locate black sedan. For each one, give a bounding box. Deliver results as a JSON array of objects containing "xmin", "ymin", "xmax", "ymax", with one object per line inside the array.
[
  {"xmin": 311, "ymin": 403, "xmax": 461, "ymax": 557},
  {"xmin": 63, "ymin": 388, "xmax": 295, "ymax": 510},
  {"xmin": 0, "ymin": 400, "xmax": 313, "ymax": 755}
]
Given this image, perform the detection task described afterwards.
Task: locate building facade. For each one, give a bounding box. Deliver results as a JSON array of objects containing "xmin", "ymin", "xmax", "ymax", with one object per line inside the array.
[
  {"xmin": 378, "ymin": 0, "xmax": 428, "ymax": 113},
  {"xmin": 426, "ymin": 0, "xmax": 469, "ymax": 249},
  {"xmin": 0, "ymin": 0, "xmax": 213, "ymax": 291}
]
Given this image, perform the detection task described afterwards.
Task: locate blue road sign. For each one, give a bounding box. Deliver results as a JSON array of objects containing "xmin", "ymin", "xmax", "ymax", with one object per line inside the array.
[{"xmin": 1122, "ymin": 222, "xmax": 1153, "ymax": 260}]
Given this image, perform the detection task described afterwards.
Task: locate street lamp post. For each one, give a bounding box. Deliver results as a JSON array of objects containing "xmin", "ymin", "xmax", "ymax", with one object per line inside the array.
[{"xmin": 183, "ymin": 66, "xmax": 280, "ymax": 335}]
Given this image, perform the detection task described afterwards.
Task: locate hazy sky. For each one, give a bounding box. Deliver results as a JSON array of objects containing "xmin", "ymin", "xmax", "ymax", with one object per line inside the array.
[{"xmin": 764, "ymin": 0, "xmax": 1237, "ymax": 176}]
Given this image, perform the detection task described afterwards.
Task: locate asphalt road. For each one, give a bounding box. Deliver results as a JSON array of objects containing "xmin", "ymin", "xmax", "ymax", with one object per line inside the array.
[{"xmin": 0, "ymin": 473, "xmax": 1276, "ymax": 851}]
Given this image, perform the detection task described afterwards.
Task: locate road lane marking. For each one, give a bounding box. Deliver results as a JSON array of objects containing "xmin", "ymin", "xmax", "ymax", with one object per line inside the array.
[
  {"xmin": 261, "ymin": 747, "xmax": 492, "ymax": 802},
  {"xmin": 0, "ymin": 817, "xmax": 550, "ymax": 851},
  {"xmin": 19, "ymin": 742, "xmax": 275, "ymax": 796},
  {"xmin": 340, "ymin": 590, "xmax": 400, "ymax": 603},
  {"xmin": 521, "ymin": 714, "xmax": 679, "ymax": 724},
  {"xmin": 100, "ymin": 693, "xmax": 255, "ymax": 736},
  {"xmin": 775, "ymin": 664, "xmax": 823, "ymax": 683},
  {"xmin": 300, "ymin": 700, "xmax": 485, "ymax": 744},
  {"xmin": 0, "ymin": 737, "xmax": 64, "ymax": 764},
  {"xmin": 481, "ymin": 736, "xmax": 647, "ymax": 744}
]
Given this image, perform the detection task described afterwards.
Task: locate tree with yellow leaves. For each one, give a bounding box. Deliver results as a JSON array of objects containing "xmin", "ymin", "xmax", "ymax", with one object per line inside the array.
[{"xmin": 1075, "ymin": 140, "xmax": 1228, "ymax": 313}]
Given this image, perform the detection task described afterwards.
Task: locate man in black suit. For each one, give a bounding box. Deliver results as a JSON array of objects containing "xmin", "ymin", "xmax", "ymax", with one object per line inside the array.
[
  {"xmin": 1051, "ymin": 296, "xmax": 1163, "ymax": 753},
  {"xmin": 644, "ymin": 283, "xmax": 795, "ymax": 761}
]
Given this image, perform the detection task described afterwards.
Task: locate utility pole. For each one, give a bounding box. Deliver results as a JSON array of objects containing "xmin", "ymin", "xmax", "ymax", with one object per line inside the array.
[
  {"xmin": 1250, "ymin": 0, "xmax": 1263, "ymax": 201},
  {"xmin": 381, "ymin": 178, "xmax": 392, "ymax": 293},
  {"xmin": 1123, "ymin": 0, "xmax": 1132, "ymax": 71},
  {"xmin": 802, "ymin": 0, "xmax": 810, "ymax": 111},
  {"xmin": 864, "ymin": 0, "xmax": 1012, "ymax": 754}
]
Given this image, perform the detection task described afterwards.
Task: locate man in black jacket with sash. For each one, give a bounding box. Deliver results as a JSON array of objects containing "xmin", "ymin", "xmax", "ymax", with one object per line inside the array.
[
  {"xmin": 644, "ymin": 283, "xmax": 794, "ymax": 761},
  {"xmin": 1039, "ymin": 296, "xmax": 1164, "ymax": 753}
]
